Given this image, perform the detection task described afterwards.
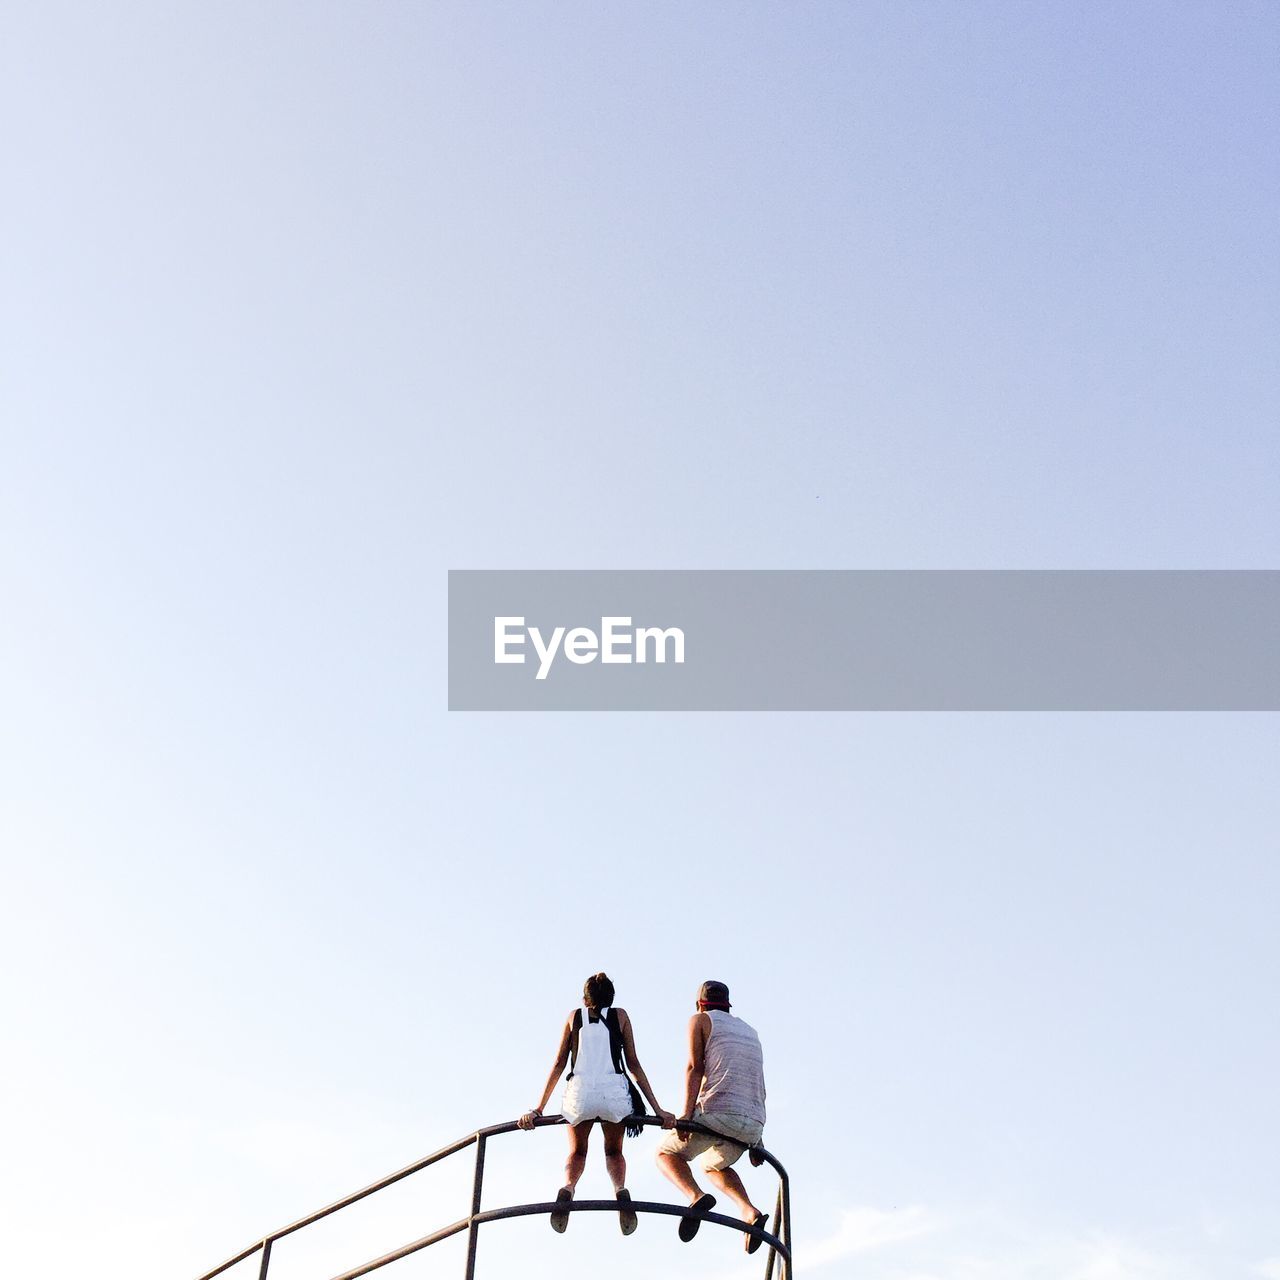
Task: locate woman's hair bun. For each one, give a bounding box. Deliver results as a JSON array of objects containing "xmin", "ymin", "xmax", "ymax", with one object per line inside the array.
[{"xmin": 583, "ymin": 972, "xmax": 616, "ymax": 1009}]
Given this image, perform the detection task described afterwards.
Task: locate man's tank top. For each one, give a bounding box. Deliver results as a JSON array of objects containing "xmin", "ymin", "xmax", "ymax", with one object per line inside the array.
[{"xmin": 697, "ymin": 1010, "xmax": 766, "ymax": 1125}]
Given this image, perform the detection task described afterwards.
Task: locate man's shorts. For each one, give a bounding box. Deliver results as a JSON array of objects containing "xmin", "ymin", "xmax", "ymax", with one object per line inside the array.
[{"xmin": 657, "ymin": 1110, "xmax": 763, "ymax": 1172}]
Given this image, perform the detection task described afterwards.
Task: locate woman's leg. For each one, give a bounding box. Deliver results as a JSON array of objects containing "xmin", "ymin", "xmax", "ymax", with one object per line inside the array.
[
  {"xmin": 601, "ymin": 1120, "xmax": 627, "ymax": 1192},
  {"xmin": 564, "ymin": 1121, "xmax": 593, "ymax": 1191},
  {"xmin": 603, "ymin": 1120, "xmax": 637, "ymax": 1234}
]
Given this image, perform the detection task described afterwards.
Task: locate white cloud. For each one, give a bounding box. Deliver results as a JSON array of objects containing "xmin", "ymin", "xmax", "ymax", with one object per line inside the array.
[
  {"xmin": 806, "ymin": 1204, "xmax": 941, "ymax": 1268},
  {"xmin": 785, "ymin": 1204, "xmax": 1254, "ymax": 1280},
  {"xmin": 1254, "ymin": 1259, "xmax": 1280, "ymax": 1280},
  {"xmin": 1060, "ymin": 1238, "xmax": 1165, "ymax": 1280}
]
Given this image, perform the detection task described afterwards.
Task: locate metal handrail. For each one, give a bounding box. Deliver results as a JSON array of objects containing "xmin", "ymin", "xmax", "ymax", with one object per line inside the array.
[{"xmin": 195, "ymin": 1114, "xmax": 791, "ymax": 1280}]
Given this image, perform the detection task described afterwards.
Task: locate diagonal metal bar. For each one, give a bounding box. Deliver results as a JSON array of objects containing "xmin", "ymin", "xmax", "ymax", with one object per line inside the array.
[
  {"xmin": 328, "ymin": 1217, "xmax": 472, "ymax": 1280},
  {"xmin": 196, "ymin": 1133, "xmax": 481, "ymax": 1280}
]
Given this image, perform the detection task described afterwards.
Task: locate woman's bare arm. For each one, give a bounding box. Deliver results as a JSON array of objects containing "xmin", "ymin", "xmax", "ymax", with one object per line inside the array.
[
  {"xmin": 618, "ymin": 1009, "xmax": 675, "ymax": 1127},
  {"xmin": 517, "ymin": 1015, "xmax": 574, "ymax": 1129}
]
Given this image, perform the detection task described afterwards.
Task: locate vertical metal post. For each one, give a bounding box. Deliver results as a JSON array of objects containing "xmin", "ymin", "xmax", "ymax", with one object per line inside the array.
[
  {"xmin": 762, "ymin": 1184, "xmax": 783, "ymax": 1280},
  {"xmin": 256, "ymin": 1238, "xmax": 273, "ymax": 1280},
  {"xmin": 463, "ymin": 1136, "xmax": 487, "ymax": 1280},
  {"xmin": 780, "ymin": 1169, "xmax": 792, "ymax": 1280}
]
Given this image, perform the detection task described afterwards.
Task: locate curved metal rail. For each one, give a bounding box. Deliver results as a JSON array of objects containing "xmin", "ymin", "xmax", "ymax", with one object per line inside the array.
[{"xmin": 196, "ymin": 1114, "xmax": 792, "ymax": 1280}]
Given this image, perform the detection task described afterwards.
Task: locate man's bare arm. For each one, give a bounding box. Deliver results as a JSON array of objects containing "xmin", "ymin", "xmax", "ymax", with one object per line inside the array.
[{"xmin": 679, "ymin": 1012, "xmax": 710, "ymax": 1120}]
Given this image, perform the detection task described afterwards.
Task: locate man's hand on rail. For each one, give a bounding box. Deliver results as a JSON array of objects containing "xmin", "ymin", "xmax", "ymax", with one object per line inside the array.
[
  {"xmin": 517, "ymin": 1109, "xmax": 541, "ymax": 1130},
  {"xmin": 657, "ymin": 1110, "xmax": 677, "ymax": 1129}
]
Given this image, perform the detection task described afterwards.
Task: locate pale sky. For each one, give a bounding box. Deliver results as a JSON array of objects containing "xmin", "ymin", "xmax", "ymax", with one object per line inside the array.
[{"xmin": 1, "ymin": 4, "xmax": 1277, "ymax": 1280}]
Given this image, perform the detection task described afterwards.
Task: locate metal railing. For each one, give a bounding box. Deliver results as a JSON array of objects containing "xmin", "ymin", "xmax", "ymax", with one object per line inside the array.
[{"xmin": 196, "ymin": 1114, "xmax": 792, "ymax": 1280}]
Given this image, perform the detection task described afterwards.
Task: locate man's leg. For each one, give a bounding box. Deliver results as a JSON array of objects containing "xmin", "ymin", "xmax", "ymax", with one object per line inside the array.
[
  {"xmin": 656, "ymin": 1144, "xmax": 718, "ymax": 1243},
  {"xmin": 655, "ymin": 1148, "xmax": 704, "ymax": 1203},
  {"xmin": 705, "ymin": 1165, "xmax": 761, "ymax": 1220}
]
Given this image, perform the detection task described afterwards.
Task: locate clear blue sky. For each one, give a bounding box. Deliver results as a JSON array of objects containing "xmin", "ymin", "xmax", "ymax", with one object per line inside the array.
[{"xmin": 1, "ymin": 5, "xmax": 1277, "ymax": 1279}]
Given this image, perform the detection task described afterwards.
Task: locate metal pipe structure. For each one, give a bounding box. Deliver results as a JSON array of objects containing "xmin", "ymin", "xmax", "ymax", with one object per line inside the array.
[
  {"xmin": 197, "ymin": 1130, "xmax": 485, "ymax": 1280},
  {"xmin": 463, "ymin": 1134, "xmax": 487, "ymax": 1280},
  {"xmin": 763, "ymin": 1184, "xmax": 783, "ymax": 1280},
  {"xmin": 195, "ymin": 1114, "xmax": 792, "ymax": 1280}
]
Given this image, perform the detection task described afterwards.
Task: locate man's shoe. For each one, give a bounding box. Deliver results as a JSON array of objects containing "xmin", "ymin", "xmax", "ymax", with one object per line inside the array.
[
  {"xmin": 678, "ymin": 1193, "xmax": 716, "ymax": 1242},
  {"xmin": 745, "ymin": 1210, "xmax": 770, "ymax": 1253},
  {"xmin": 550, "ymin": 1187, "xmax": 573, "ymax": 1233},
  {"xmin": 616, "ymin": 1188, "xmax": 638, "ymax": 1235}
]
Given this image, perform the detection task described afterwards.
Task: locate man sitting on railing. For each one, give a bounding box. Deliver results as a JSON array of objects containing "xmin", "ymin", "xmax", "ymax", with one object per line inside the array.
[{"xmin": 655, "ymin": 980, "xmax": 770, "ymax": 1252}]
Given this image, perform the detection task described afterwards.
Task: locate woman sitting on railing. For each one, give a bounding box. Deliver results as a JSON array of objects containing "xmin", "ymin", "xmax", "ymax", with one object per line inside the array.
[{"xmin": 518, "ymin": 972, "xmax": 675, "ymax": 1235}]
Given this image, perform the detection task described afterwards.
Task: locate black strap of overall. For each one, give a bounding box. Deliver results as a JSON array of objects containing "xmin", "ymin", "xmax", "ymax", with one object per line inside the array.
[{"xmin": 567, "ymin": 1007, "xmax": 627, "ymax": 1079}]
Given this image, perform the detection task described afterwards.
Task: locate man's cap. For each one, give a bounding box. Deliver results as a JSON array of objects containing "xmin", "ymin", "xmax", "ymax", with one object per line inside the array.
[{"xmin": 698, "ymin": 980, "xmax": 731, "ymax": 1006}]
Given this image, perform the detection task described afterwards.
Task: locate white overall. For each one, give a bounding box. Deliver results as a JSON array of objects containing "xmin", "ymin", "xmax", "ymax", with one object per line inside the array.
[{"xmin": 560, "ymin": 1008, "xmax": 633, "ymax": 1125}]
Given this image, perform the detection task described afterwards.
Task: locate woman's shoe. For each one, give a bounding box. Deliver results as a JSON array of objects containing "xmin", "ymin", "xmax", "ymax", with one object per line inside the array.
[
  {"xmin": 616, "ymin": 1188, "xmax": 638, "ymax": 1235},
  {"xmin": 550, "ymin": 1187, "xmax": 573, "ymax": 1233}
]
